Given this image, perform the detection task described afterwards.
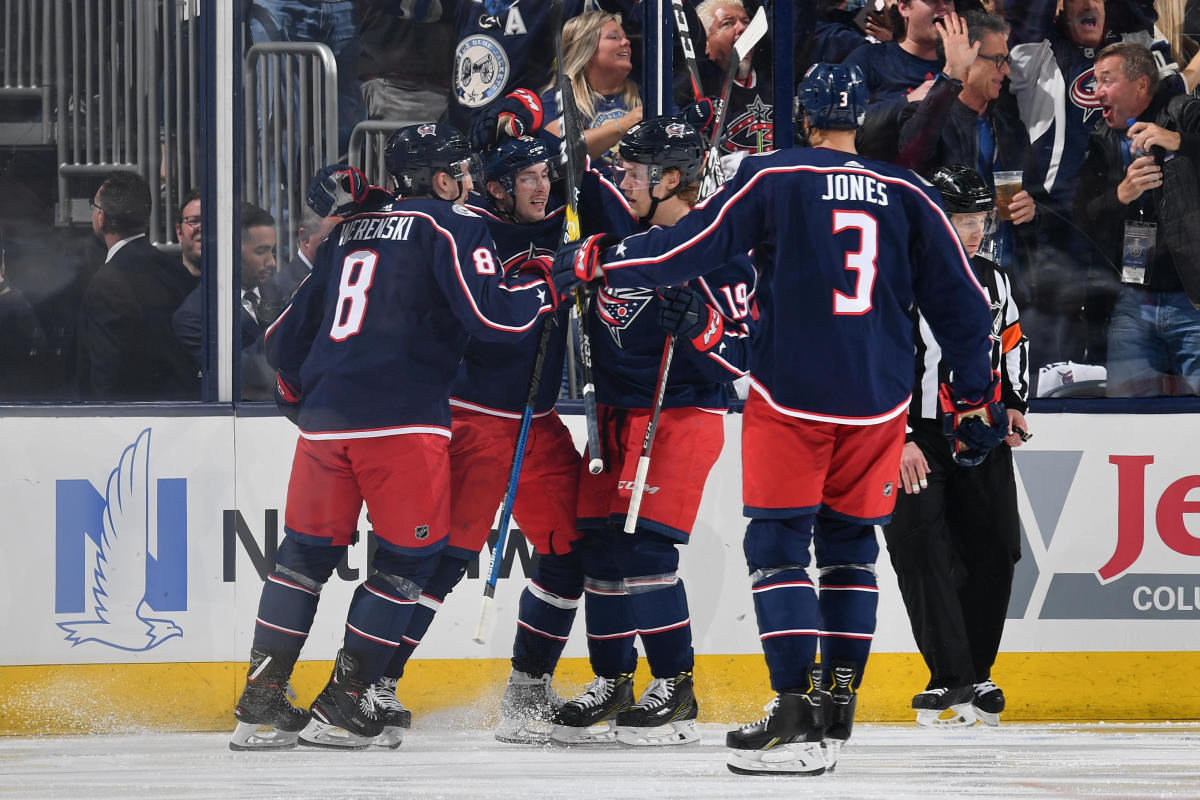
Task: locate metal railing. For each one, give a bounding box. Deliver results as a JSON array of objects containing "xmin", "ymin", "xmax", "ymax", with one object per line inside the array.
[
  {"xmin": 0, "ymin": 0, "xmax": 54, "ymax": 144},
  {"xmin": 347, "ymin": 120, "xmax": 411, "ymax": 189},
  {"xmin": 54, "ymin": 0, "xmax": 203, "ymax": 247},
  {"xmin": 243, "ymin": 41, "xmax": 338, "ymax": 263}
]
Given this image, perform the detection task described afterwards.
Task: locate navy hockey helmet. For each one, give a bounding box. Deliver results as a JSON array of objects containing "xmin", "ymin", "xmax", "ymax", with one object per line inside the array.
[
  {"xmin": 929, "ymin": 164, "xmax": 996, "ymax": 214},
  {"xmin": 483, "ymin": 135, "xmax": 559, "ymax": 194},
  {"xmin": 385, "ymin": 122, "xmax": 477, "ymax": 197},
  {"xmin": 794, "ymin": 62, "xmax": 867, "ymax": 131},
  {"xmin": 617, "ymin": 116, "xmax": 704, "ymax": 188}
]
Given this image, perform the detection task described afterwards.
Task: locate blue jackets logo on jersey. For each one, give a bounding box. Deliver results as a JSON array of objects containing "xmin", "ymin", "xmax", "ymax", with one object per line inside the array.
[
  {"xmin": 1069, "ymin": 68, "xmax": 1101, "ymax": 121},
  {"xmin": 455, "ymin": 34, "xmax": 510, "ymax": 107},
  {"xmin": 54, "ymin": 429, "xmax": 186, "ymax": 652},
  {"xmin": 596, "ymin": 287, "xmax": 656, "ymax": 347}
]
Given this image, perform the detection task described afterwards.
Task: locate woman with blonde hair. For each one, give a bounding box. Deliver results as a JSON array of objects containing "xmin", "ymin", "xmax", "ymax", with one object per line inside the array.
[{"xmin": 542, "ymin": 11, "xmax": 644, "ymax": 163}]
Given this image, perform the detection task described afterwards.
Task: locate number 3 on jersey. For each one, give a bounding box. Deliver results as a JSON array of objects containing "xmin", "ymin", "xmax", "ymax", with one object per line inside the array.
[
  {"xmin": 330, "ymin": 249, "xmax": 379, "ymax": 341},
  {"xmin": 832, "ymin": 210, "xmax": 877, "ymax": 315}
]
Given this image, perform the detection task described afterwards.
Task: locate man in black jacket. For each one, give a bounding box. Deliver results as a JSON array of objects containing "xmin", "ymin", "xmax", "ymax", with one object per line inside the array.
[
  {"xmin": 1076, "ymin": 41, "xmax": 1200, "ymax": 397},
  {"xmin": 77, "ymin": 171, "xmax": 198, "ymax": 400}
]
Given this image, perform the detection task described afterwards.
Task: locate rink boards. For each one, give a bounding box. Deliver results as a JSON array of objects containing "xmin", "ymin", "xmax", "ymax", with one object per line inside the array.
[{"xmin": 2, "ymin": 410, "xmax": 1199, "ymax": 734}]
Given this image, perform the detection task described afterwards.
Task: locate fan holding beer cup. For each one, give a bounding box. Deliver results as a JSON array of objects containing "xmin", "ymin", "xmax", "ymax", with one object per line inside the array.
[{"xmin": 993, "ymin": 170, "xmax": 1035, "ymax": 225}]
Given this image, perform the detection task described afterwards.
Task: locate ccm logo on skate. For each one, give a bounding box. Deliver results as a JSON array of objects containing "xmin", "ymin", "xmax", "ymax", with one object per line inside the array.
[{"xmin": 54, "ymin": 429, "xmax": 186, "ymax": 652}]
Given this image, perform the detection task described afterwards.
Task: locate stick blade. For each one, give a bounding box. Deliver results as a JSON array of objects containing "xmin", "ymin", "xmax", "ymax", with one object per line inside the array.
[{"xmin": 734, "ymin": 6, "xmax": 769, "ymax": 63}]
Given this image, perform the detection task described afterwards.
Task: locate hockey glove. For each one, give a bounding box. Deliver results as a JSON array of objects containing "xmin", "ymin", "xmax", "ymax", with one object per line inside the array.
[
  {"xmin": 552, "ymin": 233, "xmax": 617, "ymax": 298},
  {"xmin": 274, "ymin": 373, "xmax": 302, "ymax": 426},
  {"xmin": 681, "ymin": 96, "xmax": 719, "ymax": 138},
  {"xmin": 306, "ymin": 164, "xmax": 370, "ymax": 218},
  {"xmin": 939, "ymin": 372, "xmax": 1008, "ymax": 467},
  {"xmin": 657, "ymin": 285, "xmax": 724, "ymax": 352},
  {"xmin": 469, "ymin": 88, "xmax": 545, "ymax": 150}
]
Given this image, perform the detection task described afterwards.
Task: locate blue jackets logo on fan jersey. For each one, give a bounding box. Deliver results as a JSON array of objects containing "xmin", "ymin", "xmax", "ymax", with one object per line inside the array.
[
  {"xmin": 53, "ymin": 429, "xmax": 186, "ymax": 652},
  {"xmin": 455, "ymin": 34, "xmax": 510, "ymax": 107},
  {"xmin": 1069, "ymin": 68, "xmax": 1101, "ymax": 121}
]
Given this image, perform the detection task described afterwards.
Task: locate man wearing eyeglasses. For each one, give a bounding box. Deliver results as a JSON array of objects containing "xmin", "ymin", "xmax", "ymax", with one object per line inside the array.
[
  {"xmin": 176, "ymin": 189, "xmax": 203, "ymax": 280},
  {"xmin": 896, "ymin": 11, "xmax": 1040, "ymax": 240}
]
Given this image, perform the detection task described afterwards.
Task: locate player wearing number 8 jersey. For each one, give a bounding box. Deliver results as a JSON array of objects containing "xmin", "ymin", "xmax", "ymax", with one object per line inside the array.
[
  {"xmin": 229, "ymin": 123, "xmax": 555, "ymax": 752},
  {"xmin": 560, "ymin": 65, "xmax": 1000, "ymax": 775}
]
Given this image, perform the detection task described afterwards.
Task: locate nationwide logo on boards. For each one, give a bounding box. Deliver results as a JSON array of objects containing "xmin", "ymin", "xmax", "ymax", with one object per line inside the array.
[
  {"xmin": 54, "ymin": 429, "xmax": 187, "ymax": 652},
  {"xmin": 1011, "ymin": 450, "xmax": 1200, "ymax": 620}
]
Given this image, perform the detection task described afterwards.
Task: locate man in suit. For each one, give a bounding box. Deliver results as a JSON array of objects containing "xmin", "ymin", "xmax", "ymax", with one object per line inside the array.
[
  {"xmin": 77, "ymin": 171, "xmax": 198, "ymax": 400},
  {"xmin": 267, "ymin": 201, "xmax": 341, "ymax": 303}
]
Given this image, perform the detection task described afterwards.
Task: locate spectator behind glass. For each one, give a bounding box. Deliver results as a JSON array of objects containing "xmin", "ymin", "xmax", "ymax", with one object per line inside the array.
[
  {"xmin": 691, "ymin": 0, "xmax": 775, "ymax": 159},
  {"xmin": 177, "ymin": 188, "xmax": 202, "ymax": 279},
  {"xmin": 802, "ymin": 0, "xmax": 896, "ymax": 75},
  {"xmin": 240, "ymin": 203, "xmax": 282, "ymax": 401},
  {"xmin": 1003, "ymin": 0, "xmax": 1180, "ymax": 386},
  {"xmin": 1075, "ymin": 41, "xmax": 1200, "ymax": 397},
  {"xmin": 248, "ymin": 0, "xmax": 365, "ymax": 157},
  {"xmin": 76, "ymin": 171, "xmax": 198, "ymax": 400},
  {"xmin": 542, "ymin": 11, "xmax": 644, "ymax": 165},
  {"xmin": 353, "ymin": 0, "xmax": 453, "ymax": 123},
  {"xmin": 267, "ymin": 201, "xmax": 342, "ymax": 303},
  {"xmin": 0, "ymin": 225, "xmax": 47, "ymax": 401}
]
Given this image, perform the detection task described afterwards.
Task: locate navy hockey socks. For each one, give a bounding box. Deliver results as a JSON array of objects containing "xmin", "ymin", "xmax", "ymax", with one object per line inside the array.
[
  {"xmin": 511, "ymin": 550, "xmax": 582, "ymax": 677},
  {"xmin": 251, "ymin": 569, "xmax": 321, "ymax": 663},
  {"xmin": 627, "ymin": 576, "xmax": 694, "ymax": 678},
  {"xmin": 381, "ymin": 556, "xmax": 470, "ymax": 679},
  {"xmin": 818, "ymin": 566, "xmax": 878, "ymax": 684},
  {"xmin": 751, "ymin": 567, "xmax": 820, "ymax": 692},
  {"xmin": 583, "ymin": 577, "xmax": 638, "ymax": 677}
]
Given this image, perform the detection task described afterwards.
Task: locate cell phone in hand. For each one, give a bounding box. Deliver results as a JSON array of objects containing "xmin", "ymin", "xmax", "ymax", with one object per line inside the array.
[{"xmin": 854, "ymin": 0, "xmax": 888, "ymax": 34}]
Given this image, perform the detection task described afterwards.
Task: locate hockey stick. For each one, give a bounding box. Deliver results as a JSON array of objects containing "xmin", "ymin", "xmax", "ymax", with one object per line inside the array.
[
  {"xmin": 623, "ymin": 9, "xmax": 766, "ymax": 533},
  {"xmin": 698, "ymin": 6, "xmax": 768, "ymax": 198},
  {"xmin": 552, "ymin": 0, "xmax": 604, "ymax": 474},
  {"xmin": 474, "ymin": 315, "xmax": 558, "ymax": 644}
]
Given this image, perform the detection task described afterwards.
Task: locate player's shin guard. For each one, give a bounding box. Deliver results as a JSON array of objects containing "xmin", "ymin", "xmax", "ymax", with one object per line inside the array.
[
  {"xmin": 583, "ymin": 576, "xmax": 638, "ymax": 677},
  {"xmin": 626, "ymin": 575, "xmax": 693, "ymax": 678},
  {"xmin": 817, "ymin": 565, "xmax": 877, "ymax": 679},
  {"xmin": 512, "ymin": 550, "xmax": 583, "ymax": 678},
  {"xmin": 751, "ymin": 567, "xmax": 820, "ymax": 692},
  {"xmin": 251, "ymin": 538, "xmax": 344, "ymax": 661}
]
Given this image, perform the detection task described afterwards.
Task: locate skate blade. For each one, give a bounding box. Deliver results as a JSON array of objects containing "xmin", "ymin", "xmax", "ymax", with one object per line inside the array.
[
  {"xmin": 370, "ymin": 726, "xmax": 405, "ymax": 750},
  {"xmin": 727, "ymin": 742, "xmax": 827, "ymax": 776},
  {"xmin": 616, "ymin": 720, "xmax": 699, "ymax": 747},
  {"xmin": 494, "ymin": 718, "xmax": 554, "ymax": 745},
  {"xmin": 821, "ymin": 739, "xmax": 845, "ymax": 772},
  {"xmin": 548, "ymin": 721, "xmax": 620, "ymax": 746},
  {"xmin": 915, "ymin": 703, "xmax": 978, "ymax": 728},
  {"xmin": 298, "ymin": 718, "xmax": 374, "ymax": 750},
  {"xmin": 228, "ymin": 721, "xmax": 300, "ymax": 751},
  {"xmin": 974, "ymin": 708, "xmax": 1001, "ymax": 727}
]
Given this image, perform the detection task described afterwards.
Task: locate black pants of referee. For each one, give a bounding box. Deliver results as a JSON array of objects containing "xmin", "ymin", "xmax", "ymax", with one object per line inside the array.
[{"xmin": 881, "ymin": 419, "xmax": 1021, "ymax": 691}]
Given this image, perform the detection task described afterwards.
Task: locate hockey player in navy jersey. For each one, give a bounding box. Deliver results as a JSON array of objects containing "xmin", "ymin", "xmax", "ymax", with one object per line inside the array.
[
  {"xmin": 229, "ymin": 123, "xmax": 555, "ymax": 752},
  {"xmin": 882, "ymin": 165, "xmax": 1029, "ymax": 729},
  {"xmin": 554, "ymin": 65, "xmax": 1007, "ymax": 774},
  {"xmin": 548, "ymin": 117, "xmax": 756, "ymax": 748},
  {"xmin": 357, "ymin": 135, "xmax": 585, "ymax": 747}
]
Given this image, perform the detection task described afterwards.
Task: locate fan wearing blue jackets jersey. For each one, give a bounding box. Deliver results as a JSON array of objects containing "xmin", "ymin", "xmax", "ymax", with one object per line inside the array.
[
  {"xmin": 229, "ymin": 123, "xmax": 555, "ymax": 752},
  {"xmin": 548, "ymin": 118, "xmax": 756, "ymax": 748},
  {"xmin": 355, "ymin": 135, "xmax": 584, "ymax": 748},
  {"xmin": 553, "ymin": 65, "xmax": 1006, "ymax": 776}
]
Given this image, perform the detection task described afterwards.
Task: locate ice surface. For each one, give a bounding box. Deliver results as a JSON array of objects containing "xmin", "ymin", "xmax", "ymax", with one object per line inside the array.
[{"xmin": 3, "ymin": 722, "xmax": 1199, "ymax": 800}]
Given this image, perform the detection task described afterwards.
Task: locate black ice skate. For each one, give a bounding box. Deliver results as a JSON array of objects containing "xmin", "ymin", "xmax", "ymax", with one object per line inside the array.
[
  {"xmin": 913, "ymin": 684, "xmax": 977, "ymax": 727},
  {"xmin": 494, "ymin": 670, "xmax": 564, "ymax": 745},
  {"xmin": 727, "ymin": 666, "xmax": 828, "ymax": 776},
  {"xmin": 615, "ymin": 671, "xmax": 699, "ymax": 746},
  {"xmin": 549, "ymin": 672, "xmax": 634, "ymax": 746},
  {"xmin": 366, "ymin": 676, "xmax": 412, "ymax": 749},
  {"xmin": 299, "ymin": 650, "xmax": 384, "ymax": 749},
  {"xmin": 972, "ymin": 680, "xmax": 1005, "ymax": 726},
  {"xmin": 229, "ymin": 649, "xmax": 311, "ymax": 751},
  {"xmin": 821, "ymin": 661, "xmax": 859, "ymax": 771}
]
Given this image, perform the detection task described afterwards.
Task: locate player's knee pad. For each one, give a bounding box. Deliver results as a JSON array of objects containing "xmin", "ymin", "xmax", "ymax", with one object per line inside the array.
[
  {"xmin": 618, "ymin": 531, "xmax": 679, "ymax": 579},
  {"xmin": 743, "ymin": 515, "xmax": 815, "ymax": 574},
  {"xmin": 273, "ymin": 535, "xmax": 346, "ymax": 591},
  {"xmin": 419, "ymin": 555, "xmax": 471, "ymax": 603},
  {"xmin": 814, "ymin": 514, "xmax": 880, "ymax": 570},
  {"xmin": 531, "ymin": 548, "xmax": 584, "ymax": 601},
  {"xmin": 370, "ymin": 546, "xmax": 441, "ymax": 599}
]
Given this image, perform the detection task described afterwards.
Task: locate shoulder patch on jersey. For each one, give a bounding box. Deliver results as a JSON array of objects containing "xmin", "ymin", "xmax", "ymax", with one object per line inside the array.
[
  {"xmin": 454, "ymin": 34, "xmax": 511, "ymax": 108},
  {"xmin": 452, "ymin": 204, "xmax": 480, "ymax": 218}
]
